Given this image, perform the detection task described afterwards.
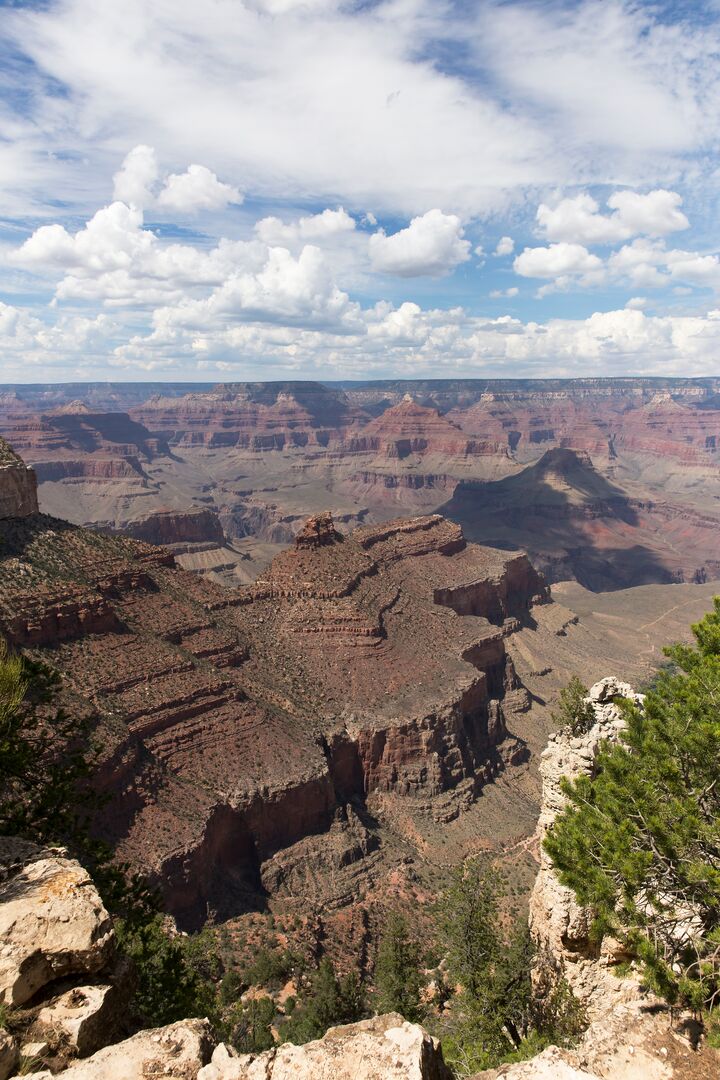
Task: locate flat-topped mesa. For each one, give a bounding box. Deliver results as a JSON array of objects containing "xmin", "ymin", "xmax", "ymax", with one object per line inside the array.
[{"xmin": 0, "ymin": 437, "xmax": 38, "ymax": 519}]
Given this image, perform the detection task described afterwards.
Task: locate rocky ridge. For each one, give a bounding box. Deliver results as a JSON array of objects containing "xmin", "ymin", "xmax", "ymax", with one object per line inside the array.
[{"xmin": 482, "ymin": 677, "xmax": 719, "ymax": 1080}]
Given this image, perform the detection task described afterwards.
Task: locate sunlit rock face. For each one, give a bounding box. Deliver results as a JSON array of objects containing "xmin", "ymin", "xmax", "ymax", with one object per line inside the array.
[{"xmin": 0, "ymin": 438, "xmax": 38, "ymax": 519}]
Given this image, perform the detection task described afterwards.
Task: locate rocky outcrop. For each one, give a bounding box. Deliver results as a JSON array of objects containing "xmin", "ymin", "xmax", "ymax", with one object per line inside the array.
[
  {"xmin": 123, "ymin": 508, "xmax": 226, "ymax": 548},
  {"xmin": 21, "ymin": 1019, "xmax": 214, "ymax": 1079},
  {"xmin": 198, "ymin": 1014, "xmax": 451, "ymax": 1080},
  {"xmin": 294, "ymin": 511, "xmax": 343, "ymax": 549},
  {"xmin": 0, "ymin": 439, "xmax": 38, "ymax": 519},
  {"xmin": 473, "ymin": 1045, "xmax": 599, "ymax": 1079},
  {"xmin": 528, "ymin": 676, "xmax": 643, "ymax": 981},
  {"xmin": 15, "ymin": 1013, "xmax": 451, "ymax": 1080},
  {"xmin": 0, "ymin": 838, "xmax": 115, "ymax": 1007},
  {"xmin": 37, "ymin": 985, "xmax": 121, "ymax": 1057},
  {"xmin": 510, "ymin": 677, "xmax": 720, "ymax": 1080}
]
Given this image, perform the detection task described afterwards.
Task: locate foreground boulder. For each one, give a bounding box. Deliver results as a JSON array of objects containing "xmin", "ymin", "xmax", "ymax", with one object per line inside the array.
[
  {"xmin": 0, "ymin": 838, "xmax": 114, "ymax": 1006},
  {"xmin": 198, "ymin": 1014, "xmax": 452, "ymax": 1080},
  {"xmin": 473, "ymin": 1046, "xmax": 600, "ymax": 1079},
  {"xmin": 20, "ymin": 1018, "xmax": 213, "ymax": 1079},
  {"xmin": 37, "ymin": 983, "xmax": 120, "ymax": 1057}
]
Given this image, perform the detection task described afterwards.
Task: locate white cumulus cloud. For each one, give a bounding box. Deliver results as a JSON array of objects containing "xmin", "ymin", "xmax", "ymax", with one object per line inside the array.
[
  {"xmin": 112, "ymin": 146, "xmax": 158, "ymax": 210},
  {"xmin": 606, "ymin": 189, "xmax": 689, "ymax": 237},
  {"xmin": 255, "ymin": 208, "xmax": 355, "ymax": 246},
  {"xmin": 513, "ymin": 242, "xmax": 603, "ymax": 279},
  {"xmin": 369, "ymin": 210, "xmax": 471, "ymax": 277},
  {"xmin": 157, "ymin": 164, "xmax": 242, "ymax": 213},
  {"xmin": 537, "ymin": 189, "xmax": 690, "ymax": 245},
  {"xmin": 494, "ymin": 236, "xmax": 515, "ymax": 256},
  {"xmin": 151, "ymin": 244, "xmax": 363, "ymax": 334}
]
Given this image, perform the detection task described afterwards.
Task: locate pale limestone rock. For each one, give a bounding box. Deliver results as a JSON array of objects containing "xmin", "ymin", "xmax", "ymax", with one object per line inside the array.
[
  {"xmin": 37, "ymin": 984, "xmax": 119, "ymax": 1057},
  {"xmin": 528, "ymin": 677, "xmax": 643, "ymax": 981},
  {"xmin": 0, "ymin": 839, "xmax": 115, "ymax": 1006},
  {"xmin": 472, "ymin": 1045, "xmax": 600, "ymax": 1078},
  {"xmin": 18, "ymin": 1041, "xmax": 48, "ymax": 1058},
  {"xmin": 520, "ymin": 677, "xmax": 712, "ymax": 1078},
  {"xmin": 0, "ymin": 1032, "xmax": 18, "ymax": 1080},
  {"xmin": 198, "ymin": 1014, "xmax": 451, "ymax": 1080},
  {"xmin": 20, "ymin": 1019, "xmax": 213, "ymax": 1079}
]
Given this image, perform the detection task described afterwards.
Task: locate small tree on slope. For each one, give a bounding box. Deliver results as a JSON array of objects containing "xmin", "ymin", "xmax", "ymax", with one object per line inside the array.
[{"xmin": 545, "ymin": 597, "xmax": 720, "ymax": 1016}]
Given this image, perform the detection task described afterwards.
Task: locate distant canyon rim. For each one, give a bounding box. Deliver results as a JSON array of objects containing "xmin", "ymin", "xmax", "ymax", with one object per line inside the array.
[{"xmin": 0, "ymin": 376, "xmax": 718, "ymax": 593}]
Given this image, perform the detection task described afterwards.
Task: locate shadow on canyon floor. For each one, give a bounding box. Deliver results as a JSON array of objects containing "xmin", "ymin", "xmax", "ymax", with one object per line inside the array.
[{"xmin": 438, "ymin": 462, "xmax": 679, "ymax": 592}]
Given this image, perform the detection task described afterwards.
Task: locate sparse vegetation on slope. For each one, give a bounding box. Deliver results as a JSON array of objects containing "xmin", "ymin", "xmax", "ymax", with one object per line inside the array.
[
  {"xmin": 432, "ymin": 859, "xmax": 584, "ymax": 1076},
  {"xmin": 0, "ymin": 641, "xmax": 221, "ymax": 1033}
]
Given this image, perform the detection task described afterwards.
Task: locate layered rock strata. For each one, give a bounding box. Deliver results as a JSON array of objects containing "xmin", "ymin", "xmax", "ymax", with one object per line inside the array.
[
  {"xmin": 0, "ymin": 455, "xmax": 548, "ymax": 927},
  {"xmin": 1, "ymin": 380, "xmax": 717, "ymax": 595},
  {"xmin": 130, "ymin": 382, "xmax": 367, "ymax": 450}
]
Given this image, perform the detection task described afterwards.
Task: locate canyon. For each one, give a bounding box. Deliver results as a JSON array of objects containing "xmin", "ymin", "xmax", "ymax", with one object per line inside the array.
[
  {"xmin": 0, "ymin": 383, "xmax": 717, "ymax": 1076},
  {"xmin": 0, "ymin": 435, "xmax": 554, "ymax": 931},
  {"xmin": 0, "ymin": 378, "xmax": 717, "ymax": 593},
  {"xmin": 0, "ymin": 678, "xmax": 714, "ymax": 1079},
  {"xmin": 0, "ymin": 431, "xmax": 716, "ymax": 953}
]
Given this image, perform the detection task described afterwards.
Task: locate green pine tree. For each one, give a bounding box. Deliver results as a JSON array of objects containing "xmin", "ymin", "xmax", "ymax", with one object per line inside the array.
[
  {"xmin": 545, "ymin": 597, "xmax": 720, "ymax": 1016},
  {"xmin": 551, "ymin": 676, "xmax": 595, "ymax": 736},
  {"xmin": 374, "ymin": 911, "xmax": 423, "ymax": 1021},
  {"xmin": 283, "ymin": 957, "xmax": 367, "ymax": 1044}
]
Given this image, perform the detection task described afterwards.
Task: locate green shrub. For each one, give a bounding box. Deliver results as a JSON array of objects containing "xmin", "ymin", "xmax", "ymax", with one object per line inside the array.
[{"xmin": 551, "ymin": 676, "xmax": 595, "ymax": 736}]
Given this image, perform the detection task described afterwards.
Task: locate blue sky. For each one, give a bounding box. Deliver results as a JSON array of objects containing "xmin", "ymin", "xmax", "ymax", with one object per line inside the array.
[{"xmin": 2, "ymin": 0, "xmax": 720, "ymax": 381}]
